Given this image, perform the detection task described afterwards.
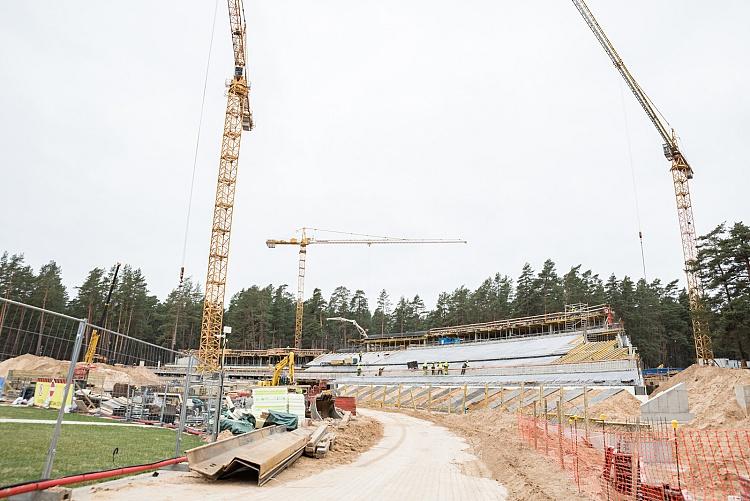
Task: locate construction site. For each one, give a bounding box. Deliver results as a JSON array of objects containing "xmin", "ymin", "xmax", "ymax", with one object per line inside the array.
[{"xmin": 1, "ymin": 0, "xmax": 749, "ymax": 500}]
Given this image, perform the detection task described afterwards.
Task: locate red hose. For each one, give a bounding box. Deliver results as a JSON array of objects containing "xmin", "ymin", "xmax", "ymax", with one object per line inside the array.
[{"xmin": 0, "ymin": 457, "xmax": 186, "ymax": 498}]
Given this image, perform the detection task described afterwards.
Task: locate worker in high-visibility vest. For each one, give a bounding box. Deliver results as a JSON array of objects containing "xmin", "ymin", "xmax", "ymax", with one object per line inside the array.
[
  {"xmin": 443, "ymin": 361, "xmax": 449, "ymax": 375},
  {"xmin": 357, "ymin": 362, "xmax": 363, "ymax": 376}
]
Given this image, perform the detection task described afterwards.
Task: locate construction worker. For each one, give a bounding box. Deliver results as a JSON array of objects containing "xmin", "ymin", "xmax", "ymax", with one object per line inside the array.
[
  {"xmin": 378, "ymin": 366, "xmax": 385, "ymax": 376},
  {"xmin": 431, "ymin": 362, "xmax": 436, "ymax": 376},
  {"xmin": 461, "ymin": 361, "xmax": 468, "ymax": 375},
  {"xmin": 357, "ymin": 362, "xmax": 363, "ymax": 376},
  {"xmin": 422, "ymin": 362, "xmax": 428, "ymax": 376},
  {"xmin": 443, "ymin": 361, "xmax": 449, "ymax": 375}
]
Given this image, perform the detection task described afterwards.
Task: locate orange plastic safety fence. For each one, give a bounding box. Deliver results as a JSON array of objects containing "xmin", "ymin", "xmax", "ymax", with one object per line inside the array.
[{"xmin": 517, "ymin": 415, "xmax": 750, "ymax": 501}]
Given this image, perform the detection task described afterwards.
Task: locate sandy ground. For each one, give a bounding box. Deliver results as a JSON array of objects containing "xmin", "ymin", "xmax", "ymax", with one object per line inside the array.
[
  {"xmin": 276, "ymin": 414, "xmax": 383, "ymax": 482},
  {"xmin": 390, "ymin": 407, "xmax": 594, "ymax": 501},
  {"xmin": 72, "ymin": 409, "xmax": 508, "ymax": 501}
]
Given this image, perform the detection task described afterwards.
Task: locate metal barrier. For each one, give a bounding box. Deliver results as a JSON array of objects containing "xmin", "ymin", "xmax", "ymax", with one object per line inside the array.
[
  {"xmin": 0, "ymin": 298, "xmax": 198, "ymax": 486},
  {"xmin": 518, "ymin": 414, "xmax": 750, "ymax": 501}
]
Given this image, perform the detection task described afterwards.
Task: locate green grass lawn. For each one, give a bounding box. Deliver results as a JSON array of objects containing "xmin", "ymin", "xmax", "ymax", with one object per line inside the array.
[
  {"xmin": 0, "ymin": 405, "xmax": 111, "ymax": 422},
  {"xmin": 0, "ymin": 422, "xmax": 203, "ymax": 486}
]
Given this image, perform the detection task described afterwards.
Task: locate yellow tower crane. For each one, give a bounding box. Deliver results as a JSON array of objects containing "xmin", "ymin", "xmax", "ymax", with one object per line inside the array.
[
  {"xmin": 198, "ymin": 0, "xmax": 254, "ymax": 372},
  {"xmin": 266, "ymin": 228, "xmax": 466, "ymax": 350},
  {"xmin": 571, "ymin": 0, "xmax": 714, "ymax": 364}
]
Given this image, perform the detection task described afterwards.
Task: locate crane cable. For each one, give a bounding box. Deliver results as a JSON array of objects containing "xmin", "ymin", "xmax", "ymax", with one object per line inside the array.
[
  {"xmin": 180, "ymin": 0, "xmax": 221, "ymax": 286},
  {"xmin": 619, "ymin": 80, "xmax": 647, "ymax": 282}
]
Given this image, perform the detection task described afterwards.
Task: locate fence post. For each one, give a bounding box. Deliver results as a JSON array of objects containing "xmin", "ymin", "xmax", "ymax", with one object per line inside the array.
[
  {"xmin": 410, "ymin": 386, "xmax": 417, "ymax": 411},
  {"xmin": 533, "ymin": 401, "xmax": 538, "ymax": 450},
  {"xmin": 558, "ymin": 400, "xmax": 564, "ymax": 467},
  {"xmin": 544, "ymin": 399, "xmax": 549, "ymax": 455},
  {"xmin": 484, "ymin": 383, "xmax": 489, "ymax": 408},
  {"xmin": 500, "ymin": 387, "xmax": 505, "ymax": 408},
  {"xmin": 630, "ymin": 418, "xmax": 641, "ymax": 500},
  {"xmin": 42, "ymin": 318, "xmax": 86, "ymax": 479},
  {"xmin": 175, "ymin": 355, "xmax": 194, "ymax": 457},
  {"xmin": 397, "ymin": 384, "xmax": 402, "ymax": 409},
  {"xmin": 518, "ymin": 382, "xmax": 525, "ymax": 414},
  {"xmin": 583, "ymin": 385, "xmax": 589, "ymax": 440},
  {"xmin": 428, "ymin": 385, "xmax": 433, "ymax": 412},
  {"xmin": 381, "ymin": 385, "xmax": 387, "ymax": 408},
  {"xmin": 463, "ymin": 385, "xmax": 467, "ymax": 414}
]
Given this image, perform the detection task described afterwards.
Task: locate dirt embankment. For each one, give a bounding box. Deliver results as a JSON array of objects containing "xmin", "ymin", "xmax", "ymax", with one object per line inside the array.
[
  {"xmin": 587, "ymin": 390, "xmax": 642, "ymax": 420},
  {"xmin": 401, "ymin": 408, "xmax": 593, "ymax": 501},
  {"xmin": 0, "ymin": 353, "xmax": 162, "ymax": 390},
  {"xmin": 654, "ymin": 364, "xmax": 750, "ymax": 429},
  {"xmin": 277, "ymin": 415, "xmax": 384, "ymax": 482}
]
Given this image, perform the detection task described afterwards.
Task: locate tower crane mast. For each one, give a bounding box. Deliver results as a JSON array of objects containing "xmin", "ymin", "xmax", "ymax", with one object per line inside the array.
[
  {"xmin": 571, "ymin": 0, "xmax": 713, "ymax": 364},
  {"xmin": 266, "ymin": 228, "xmax": 466, "ymax": 350},
  {"xmin": 198, "ymin": 0, "xmax": 254, "ymax": 372}
]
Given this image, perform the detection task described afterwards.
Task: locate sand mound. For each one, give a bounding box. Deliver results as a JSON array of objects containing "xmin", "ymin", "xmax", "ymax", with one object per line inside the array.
[
  {"xmin": 654, "ymin": 364, "xmax": 750, "ymax": 429},
  {"xmin": 588, "ymin": 390, "xmax": 641, "ymax": 420},
  {"xmin": 0, "ymin": 353, "xmax": 162, "ymax": 390},
  {"xmin": 0, "ymin": 353, "xmax": 67, "ymax": 377},
  {"xmin": 276, "ymin": 415, "xmax": 384, "ymax": 483}
]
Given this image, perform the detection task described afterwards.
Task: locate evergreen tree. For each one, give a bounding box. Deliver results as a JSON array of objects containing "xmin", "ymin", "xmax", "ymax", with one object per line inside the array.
[
  {"xmin": 68, "ymin": 267, "xmax": 108, "ymax": 324},
  {"xmin": 373, "ymin": 289, "xmax": 392, "ymax": 335},
  {"xmin": 513, "ymin": 263, "xmax": 537, "ymax": 316}
]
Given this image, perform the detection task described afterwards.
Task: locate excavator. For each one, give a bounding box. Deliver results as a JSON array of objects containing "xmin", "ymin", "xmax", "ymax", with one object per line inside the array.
[{"xmin": 258, "ymin": 352, "xmax": 295, "ymax": 386}]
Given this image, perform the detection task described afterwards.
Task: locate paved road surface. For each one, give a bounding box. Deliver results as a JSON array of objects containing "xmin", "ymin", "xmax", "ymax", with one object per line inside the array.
[{"xmin": 73, "ymin": 409, "xmax": 507, "ymax": 500}]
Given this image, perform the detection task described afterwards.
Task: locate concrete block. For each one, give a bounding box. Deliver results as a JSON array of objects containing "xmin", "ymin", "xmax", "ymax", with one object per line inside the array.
[
  {"xmin": 641, "ymin": 382, "xmax": 693, "ymax": 423},
  {"xmin": 736, "ymin": 385, "xmax": 750, "ymax": 416}
]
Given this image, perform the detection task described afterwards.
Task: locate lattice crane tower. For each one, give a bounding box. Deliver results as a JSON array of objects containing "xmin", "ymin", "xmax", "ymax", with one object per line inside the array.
[
  {"xmin": 571, "ymin": 0, "xmax": 714, "ymax": 364},
  {"xmin": 198, "ymin": 0, "xmax": 254, "ymax": 372}
]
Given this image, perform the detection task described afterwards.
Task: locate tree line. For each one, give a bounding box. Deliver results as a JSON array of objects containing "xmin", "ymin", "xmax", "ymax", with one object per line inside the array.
[{"xmin": 1, "ymin": 221, "xmax": 747, "ymax": 368}]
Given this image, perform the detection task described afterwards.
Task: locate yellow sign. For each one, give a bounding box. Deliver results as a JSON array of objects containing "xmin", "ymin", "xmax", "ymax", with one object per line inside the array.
[{"xmin": 33, "ymin": 381, "xmax": 74, "ymax": 410}]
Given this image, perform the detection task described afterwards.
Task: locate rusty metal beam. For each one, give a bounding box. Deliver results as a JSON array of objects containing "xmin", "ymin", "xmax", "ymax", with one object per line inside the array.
[{"xmin": 186, "ymin": 425, "xmax": 311, "ymax": 485}]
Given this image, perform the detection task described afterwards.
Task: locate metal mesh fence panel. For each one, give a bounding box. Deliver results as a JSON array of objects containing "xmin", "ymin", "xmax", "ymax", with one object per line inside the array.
[{"xmin": 0, "ymin": 298, "xmax": 197, "ymax": 487}]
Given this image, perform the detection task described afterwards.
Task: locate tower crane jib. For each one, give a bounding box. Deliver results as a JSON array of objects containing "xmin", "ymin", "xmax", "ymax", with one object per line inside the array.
[
  {"xmin": 571, "ymin": 0, "xmax": 713, "ymax": 364},
  {"xmin": 267, "ymin": 228, "xmax": 466, "ymax": 350}
]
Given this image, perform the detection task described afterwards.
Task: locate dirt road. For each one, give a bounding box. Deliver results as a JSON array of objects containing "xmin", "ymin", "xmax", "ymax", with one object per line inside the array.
[{"xmin": 73, "ymin": 409, "xmax": 507, "ymax": 500}]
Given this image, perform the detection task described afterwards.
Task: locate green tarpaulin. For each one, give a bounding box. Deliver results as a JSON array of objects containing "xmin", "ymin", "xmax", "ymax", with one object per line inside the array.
[{"xmin": 262, "ymin": 410, "xmax": 298, "ymax": 431}]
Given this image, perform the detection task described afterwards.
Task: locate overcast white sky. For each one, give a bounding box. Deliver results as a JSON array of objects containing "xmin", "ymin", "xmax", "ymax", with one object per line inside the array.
[{"xmin": 1, "ymin": 1, "xmax": 748, "ymax": 309}]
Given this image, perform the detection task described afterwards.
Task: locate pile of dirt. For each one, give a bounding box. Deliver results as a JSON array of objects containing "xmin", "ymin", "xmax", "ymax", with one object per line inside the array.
[
  {"xmin": 89, "ymin": 363, "xmax": 163, "ymax": 390},
  {"xmin": 277, "ymin": 415, "xmax": 384, "ymax": 482},
  {"xmin": 413, "ymin": 408, "xmax": 595, "ymax": 500},
  {"xmin": 654, "ymin": 364, "xmax": 750, "ymax": 429},
  {"xmin": 588, "ymin": 390, "xmax": 641, "ymax": 421},
  {"xmin": 0, "ymin": 353, "xmax": 68, "ymax": 377},
  {"xmin": 0, "ymin": 353, "xmax": 162, "ymax": 390}
]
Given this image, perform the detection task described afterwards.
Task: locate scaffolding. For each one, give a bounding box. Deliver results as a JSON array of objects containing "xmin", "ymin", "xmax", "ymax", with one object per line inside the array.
[{"xmin": 361, "ymin": 304, "xmax": 622, "ymax": 351}]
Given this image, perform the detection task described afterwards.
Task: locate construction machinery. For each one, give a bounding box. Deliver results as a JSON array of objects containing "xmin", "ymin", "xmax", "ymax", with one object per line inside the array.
[
  {"xmin": 571, "ymin": 0, "xmax": 714, "ymax": 364},
  {"xmin": 327, "ymin": 317, "xmax": 368, "ymax": 339},
  {"xmin": 269, "ymin": 352, "xmax": 295, "ymax": 386},
  {"xmin": 266, "ymin": 227, "xmax": 466, "ymax": 350},
  {"xmin": 83, "ymin": 263, "xmax": 121, "ymax": 365},
  {"xmin": 198, "ymin": 0, "xmax": 254, "ymax": 372}
]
